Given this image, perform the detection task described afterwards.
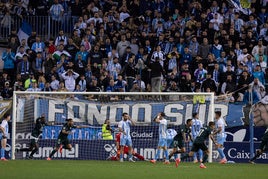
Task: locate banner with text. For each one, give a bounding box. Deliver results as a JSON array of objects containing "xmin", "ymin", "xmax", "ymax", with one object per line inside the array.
[{"xmin": 29, "ymin": 99, "xmax": 248, "ymax": 127}]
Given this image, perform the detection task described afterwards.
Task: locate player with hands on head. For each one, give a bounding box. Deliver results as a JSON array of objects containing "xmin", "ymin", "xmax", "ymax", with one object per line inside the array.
[
  {"xmin": 118, "ymin": 112, "xmax": 136, "ymax": 162},
  {"xmin": 150, "ymin": 112, "xmax": 170, "ymax": 164},
  {"xmin": 47, "ymin": 118, "xmax": 89, "ymax": 160}
]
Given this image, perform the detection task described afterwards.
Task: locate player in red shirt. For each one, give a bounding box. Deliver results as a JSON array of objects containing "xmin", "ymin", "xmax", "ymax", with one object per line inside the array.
[{"xmin": 110, "ymin": 133, "xmax": 145, "ymax": 161}]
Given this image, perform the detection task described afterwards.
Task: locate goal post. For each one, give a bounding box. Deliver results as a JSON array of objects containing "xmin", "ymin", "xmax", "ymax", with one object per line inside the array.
[{"xmin": 12, "ymin": 91, "xmax": 215, "ymax": 162}]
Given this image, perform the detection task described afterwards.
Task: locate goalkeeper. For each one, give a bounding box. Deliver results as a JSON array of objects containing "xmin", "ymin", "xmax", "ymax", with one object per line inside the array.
[
  {"xmin": 109, "ymin": 133, "xmax": 145, "ymax": 161},
  {"xmin": 17, "ymin": 114, "xmax": 49, "ymax": 159},
  {"xmin": 47, "ymin": 118, "xmax": 88, "ymax": 160},
  {"xmin": 168, "ymin": 119, "xmax": 193, "ymax": 167}
]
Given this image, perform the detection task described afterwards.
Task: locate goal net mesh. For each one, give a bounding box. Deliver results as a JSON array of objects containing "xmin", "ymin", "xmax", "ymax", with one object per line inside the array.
[{"xmin": 12, "ymin": 92, "xmax": 216, "ymax": 162}]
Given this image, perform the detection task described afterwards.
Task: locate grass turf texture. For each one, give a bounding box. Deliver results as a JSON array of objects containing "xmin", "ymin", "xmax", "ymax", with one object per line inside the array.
[{"xmin": 0, "ymin": 160, "xmax": 267, "ymax": 179}]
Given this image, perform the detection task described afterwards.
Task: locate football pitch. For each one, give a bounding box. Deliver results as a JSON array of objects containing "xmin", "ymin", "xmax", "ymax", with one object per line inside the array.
[{"xmin": 0, "ymin": 160, "xmax": 267, "ymax": 179}]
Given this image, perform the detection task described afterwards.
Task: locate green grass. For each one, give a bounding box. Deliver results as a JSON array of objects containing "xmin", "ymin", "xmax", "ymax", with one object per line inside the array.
[{"xmin": 0, "ymin": 160, "xmax": 267, "ymax": 179}]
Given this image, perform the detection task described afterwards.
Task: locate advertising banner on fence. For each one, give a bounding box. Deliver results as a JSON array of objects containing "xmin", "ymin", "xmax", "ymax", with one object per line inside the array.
[
  {"xmin": 27, "ymin": 99, "xmax": 248, "ymax": 127},
  {"xmin": 13, "ymin": 139, "xmax": 268, "ymax": 163}
]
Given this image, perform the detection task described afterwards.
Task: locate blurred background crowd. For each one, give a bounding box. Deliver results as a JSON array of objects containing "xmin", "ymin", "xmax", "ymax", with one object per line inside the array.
[{"xmin": 0, "ymin": 0, "xmax": 268, "ymax": 103}]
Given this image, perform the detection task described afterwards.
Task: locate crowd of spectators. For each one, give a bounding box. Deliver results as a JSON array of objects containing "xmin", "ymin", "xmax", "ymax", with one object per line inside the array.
[{"xmin": 0, "ymin": 0, "xmax": 268, "ymax": 103}]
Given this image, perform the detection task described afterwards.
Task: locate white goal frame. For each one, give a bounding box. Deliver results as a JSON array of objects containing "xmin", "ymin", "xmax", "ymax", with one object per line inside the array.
[{"xmin": 12, "ymin": 91, "xmax": 215, "ymax": 161}]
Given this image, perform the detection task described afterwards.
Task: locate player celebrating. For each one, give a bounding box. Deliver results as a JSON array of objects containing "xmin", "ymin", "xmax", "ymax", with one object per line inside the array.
[
  {"xmin": 150, "ymin": 112, "xmax": 170, "ymax": 164},
  {"xmin": 168, "ymin": 119, "xmax": 193, "ymax": 167},
  {"xmin": 17, "ymin": 115, "xmax": 48, "ymax": 159},
  {"xmin": 249, "ymin": 127, "xmax": 268, "ymax": 164},
  {"xmin": 118, "ymin": 112, "xmax": 136, "ymax": 162},
  {"xmin": 214, "ymin": 111, "xmax": 227, "ymax": 164},
  {"xmin": 0, "ymin": 113, "xmax": 11, "ymax": 161},
  {"xmin": 47, "ymin": 118, "xmax": 88, "ymax": 160},
  {"xmin": 180, "ymin": 121, "xmax": 217, "ymax": 169},
  {"xmin": 109, "ymin": 133, "xmax": 144, "ymax": 161}
]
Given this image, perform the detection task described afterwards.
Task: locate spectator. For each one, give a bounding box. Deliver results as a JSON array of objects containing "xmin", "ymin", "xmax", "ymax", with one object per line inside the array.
[
  {"xmin": 55, "ymin": 30, "xmax": 68, "ymax": 47},
  {"xmin": 252, "ymin": 39, "xmax": 267, "ymax": 57},
  {"xmin": 77, "ymin": 75, "xmax": 87, "ymax": 92},
  {"xmin": 57, "ymin": 81, "xmax": 67, "ymax": 92},
  {"xmin": 9, "ymin": 37, "xmax": 20, "ymax": 54},
  {"xmin": 180, "ymin": 47, "xmax": 192, "ymax": 66},
  {"xmin": 43, "ymin": 82, "xmax": 53, "ymax": 91},
  {"xmin": 24, "ymin": 72, "xmax": 36, "ymax": 89},
  {"xmin": 106, "ymin": 79, "xmax": 116, "ymax": 92},
  {"xmin": 31, "ymin": 36, "xmax": 45, "ymax": 53},
  {"xmin": 115, "ymin": 74, "xmax": 127, "ymax": 92},
  {"xmin": 61, "ymin": 69, "xmax": 80, "ymax": 91},
  {"xmin": 211, "ymin": 38, "xmax": 223, "ymax": 59},
  {"xmin": 32, "ymin": 52, "xmax": 43, "ymax": 75},
  {"xmin": 243, "ymin": 86, "xmax": 260, "ymax": 105},
  {"xmin": 50, "ymin": 75, "xmax": 60, "ymax": 91},
  {"xmin": 122, "ymin": 55, "xmax": 136, "ymax": 92},
  {"xmin": 74, "ymin": 54, "xmax": 86, "ymax": 76},
  {"xmin": 133, "ymin": 74, "xmax": 146, "ymax": 92},
  {"xmin": 49, "ymin": 0, "xmax": 64, "ymax": 33},
  {"xmin": 252, "ymin": 65, "xmax": 266, "ymax": 85},
  {"xmin": 194, "ymin": 62, "xmax": 207, "ymax": 84},
  {"xmin": 236, "ymin": 71, "xmax": 253, "ymax": 101},
  {"xmin": 65, "ymin": 38, "xmax": 79, "ymax": 58},
  {"xmin": 165, "ymin": 50, "xmax": 179, "ymax": 74},
  {"xmin": 197, "ymin": 37, "xmax": 211, "ymax": 59},
  {"xmin": 250, "ymin": 78, "xmax": 265, "ymax": 100},
  {"xmin": 17, "ymin": 39, "xmax": 30, "ymax": 53},
  {"xmin": 221, "ymin": 74, "xmax": 236, "ymax": 96},
  {"xmin": 26, "ymin": 80, "xmax": 41, "ymax": 91},
  {"xmin": 149, "ymin": 57, "xmax": 164, "ymax": 92},
  {"xmin": 1, "ymin": 46, "xmax": 15, "ymax": 81},
  {"xmin": 1, "ymin": 81, "xmax": 13, "ymax": 99},
  {"xmin": 201, "ymin": 74, "xmax": 217, "ymax": 92},
  {"xmin": 17, "ymin": 54, "xmax": 31, "ymax": 81},
  {"xmin": 116, "ymin": 34, "xmax": 130, "ymax": 60},
  {"xmin": 88, "ymin": 44, "xmax": 103, "ymax": 66}
]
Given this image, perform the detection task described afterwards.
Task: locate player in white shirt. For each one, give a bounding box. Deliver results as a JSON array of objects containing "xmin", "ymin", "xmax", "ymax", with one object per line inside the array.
[
  {"xmin": 191, "ymin": 113, "xmax": 203, "ymax": 163},
  {"xmin": 150, "ymin": 112, "xmax": 170, "ymax": 164},
  {"xmin": 118, "ymin": 112, "xmax": 135, "ymax": 162},
  {"xmin": 214, "ymin": 111, "xmax": 227, "ymax": 164},
  {"xmin": 0, "ymin": 113, "xmax": 11, "ymax": 161}
]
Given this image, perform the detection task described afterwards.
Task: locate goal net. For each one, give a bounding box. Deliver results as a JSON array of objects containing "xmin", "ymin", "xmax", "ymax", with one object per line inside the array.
[{"xmin": 12, "ymin": 91, "xmax": 217, "ymax": 162}]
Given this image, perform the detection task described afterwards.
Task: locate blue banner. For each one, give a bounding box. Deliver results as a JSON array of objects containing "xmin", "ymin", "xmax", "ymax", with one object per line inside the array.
[
  {"xmin": 32, "ymin": 99, "xmax": 247, "ymax": 127},
  {"xmin": 13, "ymin": 139, "xmax": 268, "ymax": 163},
  {"xmin": 42, "ymin": 126, "xmax": 103, "ymax": 140},
  {"xmin": 225, "ymin": 142, "xmax": 268, "ymax": 163}
]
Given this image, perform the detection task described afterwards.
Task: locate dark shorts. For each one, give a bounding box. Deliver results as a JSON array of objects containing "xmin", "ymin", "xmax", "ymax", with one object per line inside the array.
[
  {"xmin": 191, "ymin": 142, "xmax": 208, "ymax": 152},
  {"xmin": 30, "ymin": 139, "xmax": 37, "ymax": 146},
  {"xmin": 172, "ymin": 139, "xmax": 184, "ymax": 149},
  {"xmin": 30, "ymin": 136, "xmax": 39, "ymax": 147},
  {"xmin": 260, "ymin": 132, "xmax": 268, "ymax": 151},
  {"xmin": 56, "ymin": 138, "xmax": 70, "ymax": 148}
]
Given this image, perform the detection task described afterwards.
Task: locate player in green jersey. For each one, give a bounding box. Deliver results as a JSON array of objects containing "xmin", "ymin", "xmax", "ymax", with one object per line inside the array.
[
  {"xmin": 47, "ymin": 118, "xmax": 88, "ymax": 160},
  {"xmin": 17, "ymin": 115, "xmax": 48, "ymax": 159},
  {"xmin": 180, "ymin": 121, "xmax": 217, "ymax": 169},
  {"xmin": 168, "ymin": 119, "xmax": 193, "ymax": 167}
]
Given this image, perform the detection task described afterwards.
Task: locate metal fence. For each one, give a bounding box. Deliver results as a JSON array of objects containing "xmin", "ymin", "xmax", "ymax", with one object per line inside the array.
[{"xmin": 0, "ymin": 15, "xmax": 78, "ymax": 43}]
